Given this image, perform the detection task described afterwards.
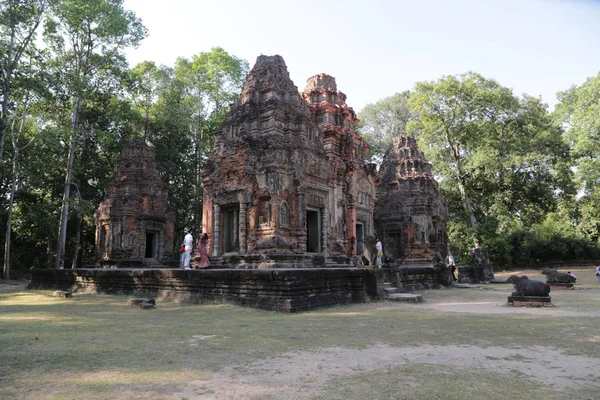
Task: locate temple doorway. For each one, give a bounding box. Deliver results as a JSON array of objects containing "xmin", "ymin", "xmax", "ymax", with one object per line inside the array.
[
  {"xmin": 145, "ymin": 232, "xmax": 157, "ymax": 258},
  {"xmin": 356, "ymin": 223, "xmax": 365, "ymax": 254},
  {"xmin": 222, "ymin": 205, "xmax": 240, "ymax": 253},
  {"xmin": 387, "ymin": 231, "xmax": 404, "ymax": 259},
  {"xmin": 306, "ymin": 209, "xmax": 320, "ymax": 253}
]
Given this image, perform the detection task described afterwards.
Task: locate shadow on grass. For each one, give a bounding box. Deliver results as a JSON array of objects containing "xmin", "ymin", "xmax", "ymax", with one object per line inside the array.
[{"xmin": 1, "ymin": 286, "xmax": 600, "ymax": 399}]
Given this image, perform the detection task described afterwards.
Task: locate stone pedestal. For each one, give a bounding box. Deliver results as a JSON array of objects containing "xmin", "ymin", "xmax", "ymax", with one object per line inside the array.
[{"xmin": 508, "ymin": 296, "xmax": 552, "ymax": 307}]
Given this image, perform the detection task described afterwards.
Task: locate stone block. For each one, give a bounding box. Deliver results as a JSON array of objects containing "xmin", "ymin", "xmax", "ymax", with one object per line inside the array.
[
  {"xmin": 138, "ymin": 301, "xmax": 155, "ymax": 310},
  {"xmin": 507, "ymin": 296, "xmax": 552, "ymax": 307},
  {"xmin": 387, "ymin": 293, "xmax": 423, "ymax": 303},
  {"xmin": 548, "ymin": 283, "xmax": 574, "ymax": 290},
  {"xmin": 127, "ymin": 298, "xmax": 155, "ymax": 306}
]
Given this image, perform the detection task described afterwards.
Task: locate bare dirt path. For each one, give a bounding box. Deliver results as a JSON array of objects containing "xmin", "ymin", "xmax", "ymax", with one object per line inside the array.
[{"xmin": 174, "ymin": 344, "xmax": 600, "ymax": 400}]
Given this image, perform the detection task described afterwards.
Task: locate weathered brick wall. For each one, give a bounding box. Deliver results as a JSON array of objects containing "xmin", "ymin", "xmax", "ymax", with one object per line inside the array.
[
  {"xmin": 28, "ymin": 268, "xmax": 384, "ymax": 312},
  {"xmin": 383, "ymin": 265, "xmax": 452, "ymax": 291},
  {"xmin": 375, "ymin": 136, "xmax": 448, "ymax": 264},
  {"xmin": 94, "ymin": 139, "xmax": 174, "ymax": 262}
]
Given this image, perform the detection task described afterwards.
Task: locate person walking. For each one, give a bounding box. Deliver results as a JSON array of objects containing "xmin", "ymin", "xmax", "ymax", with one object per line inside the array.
[
  {"xmin": 448, "ymin": 254, "xmax": 457, "ymax": 281},
  {"xmin": 596, "ymin": 266, "xmax": 600, "ymax": 283},
  {"xmin": 196, "ymin": 233, "xmax": 211, "ymax": 269},
  {"xmin": 182, "ymin": 232, "xmax": 193, "ymax": 269},
  {"xmin": 375, "ymin": 238, "xmax": 383, "ymax": 268}
]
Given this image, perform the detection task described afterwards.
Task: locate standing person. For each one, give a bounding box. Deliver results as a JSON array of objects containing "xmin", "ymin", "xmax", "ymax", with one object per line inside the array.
[
  {"xmin": 182, "ymin": 232, "xmax": 193, "ymax": 270},
  {"xmin": 375, "ymin": 238, "xmax": 383, "ymax": 268},
  {"xmin": 179, "ymin": 243, "xmax": 186, "ymax": 268},
  {"xmin": 596, "ymin": 266, "xmax": 600, "ymax": 283},
  {"xmin": 196, "ymin": 233, "xmax": 211, "ymax": 269},
  {"xmin": 448, "ymin": 254, "xmax": 457, "ymax": 281}
]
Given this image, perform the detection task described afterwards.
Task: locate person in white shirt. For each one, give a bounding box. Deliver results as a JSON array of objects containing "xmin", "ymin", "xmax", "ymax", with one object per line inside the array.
[
  {"xmin": 448, "ymin": 254, "xmax": 457, "ymax": 281},
  {"xmin": 182, "ymin": 232, "xmax": 193, "ymax": 269},
  {"xmin": 375, "ymin": 239, "xmax": 383, "ymax": 268}
]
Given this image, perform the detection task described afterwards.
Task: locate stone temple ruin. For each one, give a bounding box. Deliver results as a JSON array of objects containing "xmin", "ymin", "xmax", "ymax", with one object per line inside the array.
[
  {"xmin": 202, "ymin": 55, "xmax": 377, "ymax": 267},
  {"xmin": 94, "ymin": 139, "xmax": 175, "ymax": 268},
  {"xmin": 375, "ymin": 136, "xmax": 448, "ymax": 265},
  {"xmin": 31, "ymin": 55, "xmax": 495, "ymax": 311}
]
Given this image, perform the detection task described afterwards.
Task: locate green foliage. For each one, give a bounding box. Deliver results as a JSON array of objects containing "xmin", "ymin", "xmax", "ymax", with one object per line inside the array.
[
  {"xmin": 139, "ymin": 48, "xmax": 249, "ymax": 243},
  {"xmin": 406, "ymin": 72, "xmax": 575, "ymax": 260},
  {"xmin": 357, "ymin": 91, "xmax": 411, "ymax": 163},
  {"xmin": 554, "ymin": 72, "xmax": 600, "ymax": 193}
]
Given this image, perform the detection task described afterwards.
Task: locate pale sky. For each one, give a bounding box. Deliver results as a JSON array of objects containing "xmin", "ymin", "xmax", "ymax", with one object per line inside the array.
[{"xmin": 123, "ymin": 0, "xmax": 600, "ymax": 113}]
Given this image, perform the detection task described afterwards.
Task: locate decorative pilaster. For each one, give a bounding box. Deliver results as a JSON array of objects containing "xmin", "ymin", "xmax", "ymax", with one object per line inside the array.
[
  {"xmin": 239, "ymin": 202, "xmax": 247, "ymax": 254},
  {"xmin": 297, "ymin": 187, "xmax": 306, "ymax": 253},
  {"xmin": 212, "ymin": 204, "xmax": 221, "ymax": 256},
  {"xmin": 321, "ymin": 207, "xmax": 329, "ymax": 256},
  {"xmin": 297, "ymin": 187, "xmax": 305, "ymax": 230},
  {"xmin": 346, "ymin": 206, "xmax": 357, "ymax": 256}
]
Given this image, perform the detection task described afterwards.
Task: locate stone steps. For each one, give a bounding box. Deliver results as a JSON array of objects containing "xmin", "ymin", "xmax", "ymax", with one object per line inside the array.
[
  {"xmin": 208, "ymin": 256, "xmax": 224, "ymax": 268},
  {"xmin": 382, "ymin": 282, "xmax": 423, "ymax": 303},
  {"xmin": 143, "ymin": 258, "xmax": 167, "ymax": 268}
]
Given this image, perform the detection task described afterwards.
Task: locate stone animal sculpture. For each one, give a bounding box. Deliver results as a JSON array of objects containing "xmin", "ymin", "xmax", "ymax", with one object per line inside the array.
[
  {"xmin": 506, "ymin": 275, "xmax": 551, "ymax": 297},
  {"xmin": 541, "ymin": 268, "xmax": 576, "ymax": 283}
]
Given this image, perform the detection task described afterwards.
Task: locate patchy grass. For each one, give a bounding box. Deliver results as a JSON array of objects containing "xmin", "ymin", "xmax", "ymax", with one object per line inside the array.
[
  {"xmin": 313, "ymin": 364, "xmax": 598, "ymax": 400},
  {"xmin": 1, "ymin": 270, "xmax": 599, "ymax": 399}
]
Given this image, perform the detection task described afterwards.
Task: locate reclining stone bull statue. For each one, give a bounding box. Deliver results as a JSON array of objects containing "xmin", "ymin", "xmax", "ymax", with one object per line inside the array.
[
  {"xmin": 506, "ymin": 275, "xmax": 551, "ymax": 297},
  {"xmin": 541, "ymin": 268, "xmax": 576, "ymax": 283}
]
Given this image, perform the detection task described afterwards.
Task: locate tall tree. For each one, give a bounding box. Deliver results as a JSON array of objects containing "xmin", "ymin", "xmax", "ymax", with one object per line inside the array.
[
  {"xmin": 126, "ymin": 60, "xmax": 161, "ymax": 140},
  {"xmin": 150, "ymin": 48, "xmax": 248, "ymax": 237},
  {"xmin": 554, "ymin": 72, "xmax": 600, "ymax": 194},
  {"xmin": 3, "ymin": 51, "xmax": 48, "ymax": 279},
  {"xmin": 3, "ymin": 99, "xmax": 38, "ymax": 279},
  {"xmin": 408, "ymin": 72, "xmax": 571, "ymax": 247},
  {"xmin": 0, "ymin": 0, "xmax": 47, "ymax": 162},
  {"xmin": 555, "ymin": 72, "xmax": 600, "ymax": 243},
  {"xmin": 44, "ymin": 0, "xmax": 146, "ymax": 268},
  {"xmin": 357, "ymin": 91, "xmax": 411, "ymax": 163}
]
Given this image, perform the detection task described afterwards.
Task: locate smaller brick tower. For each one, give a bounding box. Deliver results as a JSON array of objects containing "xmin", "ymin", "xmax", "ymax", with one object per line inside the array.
[
  {"xmin": 374, "ymin": 136, "xmax": 448, "ymax": 264},
  {"xmin": 94, "ymin": 139, "xmax": 174, "ymax": 267}
]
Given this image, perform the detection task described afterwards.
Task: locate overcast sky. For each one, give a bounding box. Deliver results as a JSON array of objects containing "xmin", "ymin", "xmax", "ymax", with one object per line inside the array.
[{"xmin": 123, "ymin": 0, "xmax": 600, "ymax": 112}]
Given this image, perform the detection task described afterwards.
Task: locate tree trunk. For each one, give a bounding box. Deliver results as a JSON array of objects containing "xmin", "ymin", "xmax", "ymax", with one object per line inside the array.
[
  {"xmin": 448, "ymin": 135, "xmax": 478, "ymax": 227},
  {"xmin": 3, "ymin": 149, "xmax": 19, "ymax": 280},
  {"xmin": 457, "ymin": 177, "xmax": 478, "ymax": 227},
  {"xmin": 0, "ymin": 40, "xmax": 13, "ymax": 162},
  {"xmin": 0, "ymin": 75, "xmax": 10, "ymax": 162},
  {"xmin": 56, "ymin": 96, "xmax": 81, "ymax": 269},
  {"xmin": 71, "ymin": 215, "xmax": 81, "ymax": 269}
]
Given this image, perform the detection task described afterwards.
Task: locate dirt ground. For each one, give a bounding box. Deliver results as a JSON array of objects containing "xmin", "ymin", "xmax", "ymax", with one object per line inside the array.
[
  {"xmin": 3, "ymin": 268, "xmax": 599, "ymax": 400},
  {"xmin": 172, "ymin": 267, "xmax": 600, "ymax": 400},
  {"xmin": 176, "ymin": 344, "xmax": 600, "ymax": 400}
]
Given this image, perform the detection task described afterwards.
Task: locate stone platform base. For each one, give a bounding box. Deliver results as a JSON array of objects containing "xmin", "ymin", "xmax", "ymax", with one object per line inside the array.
[
  {"xmin": 28, "ymin": 268, "xmax": 383, "ymax": 312},
  {"xmin": 207, "ymin": 254, "xmax": 355, "ymax": 269},
  {"xmin": 382, "ymin": 265, "xmax": 447, "ymax": 292},
  {"xmin": 548, "ymin": 283, "xmax": 574, "ymax": 290},
  {"xmin": 507, "ymin": 296, "xmax": 552, "ymax": 307}
]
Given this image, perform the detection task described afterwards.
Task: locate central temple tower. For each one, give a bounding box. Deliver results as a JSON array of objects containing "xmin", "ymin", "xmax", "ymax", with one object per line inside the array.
[{"xmin": 202, "ymin": 55, "xmax": 377, "ymax": 263}]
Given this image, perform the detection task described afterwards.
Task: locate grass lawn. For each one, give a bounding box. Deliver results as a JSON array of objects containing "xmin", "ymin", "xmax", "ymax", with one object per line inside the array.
[{"xmin": 1, "ymin": 267, "xmax": 599, "ymax": 399}]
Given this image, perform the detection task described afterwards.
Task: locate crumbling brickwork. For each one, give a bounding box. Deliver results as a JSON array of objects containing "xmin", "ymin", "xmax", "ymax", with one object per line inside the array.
[
  {"xmin": 374, "ymin": 136, "xmax": 448, "ymax": 264},
  {"xmin": 202, "ymin": 56, "xmax": 377, "ymax": 259},
  {"xmin": 94, "ymin": 139, "xmax": 174, "ymax": 265}
]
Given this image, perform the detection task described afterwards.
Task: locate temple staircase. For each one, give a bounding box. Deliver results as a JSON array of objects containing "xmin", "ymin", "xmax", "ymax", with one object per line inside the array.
[
  {"xmin": 207, "ymin": 256, "xmax": 224, "ymax": 268},
  {"xmin": 142, "ymin": 258, "xmax": 168, "ymax": 268},
  {"xmin": 382, "ymin": 281, "xmax": 423, "ymax": 303}
]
